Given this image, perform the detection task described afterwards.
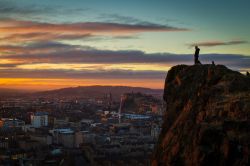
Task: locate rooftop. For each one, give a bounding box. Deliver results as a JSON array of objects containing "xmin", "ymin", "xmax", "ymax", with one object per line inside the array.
[{"xmin": 34, "ymin": 112, "xmax": 48, "ymax": 116}]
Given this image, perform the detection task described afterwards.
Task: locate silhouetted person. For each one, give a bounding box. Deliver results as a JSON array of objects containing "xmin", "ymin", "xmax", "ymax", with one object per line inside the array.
[
  {"xmin": 194, "ymin": 46, "xmax": 201, "ymax": 64},
  {"xmin": 247, "ymin": 71, "xmax": 250, "ymax": 76},
  {"xmin": 212, "ymin": 61, "xmax": 215, "ymax": 65}
]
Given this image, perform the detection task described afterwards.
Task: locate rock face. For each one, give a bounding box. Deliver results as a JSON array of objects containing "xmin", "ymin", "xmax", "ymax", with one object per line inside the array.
[{"xmin": 152, "ymin": 65, "xmax": 250, "ymax": 166}]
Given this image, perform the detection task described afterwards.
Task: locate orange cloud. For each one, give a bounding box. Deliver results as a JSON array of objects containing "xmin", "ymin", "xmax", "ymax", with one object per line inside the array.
[
  {"xmin": 0, "ymin": 19, "xmax": 189, "ymax": 44},
  {"xmin": 0, "ymin": 19, "xmax": 189, "ymax": 34}
]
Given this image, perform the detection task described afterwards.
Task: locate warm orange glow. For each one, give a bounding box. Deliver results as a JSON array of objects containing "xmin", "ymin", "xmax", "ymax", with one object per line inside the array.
[
  {"xmin": 0, "ymin": 78, "xmax": 164, "ymax": 90},
  {"xmin": 0, "ymin": 59, "xmax": 16, "ymax": 64},
  {"xmin": 17, "ymin": 63, "xmax": 171, "ymax": 71}
]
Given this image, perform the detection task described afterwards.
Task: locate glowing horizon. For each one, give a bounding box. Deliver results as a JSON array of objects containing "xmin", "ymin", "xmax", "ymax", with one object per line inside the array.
[{"xmin": 0, "ymin": 78, "xmax": 164, "ymax": 91}]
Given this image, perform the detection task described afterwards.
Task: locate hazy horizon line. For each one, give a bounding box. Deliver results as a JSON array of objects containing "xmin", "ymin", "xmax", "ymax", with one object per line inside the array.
[{"xmin": 0, "ymin": 84, "xmax": 164, "ymax": 92}]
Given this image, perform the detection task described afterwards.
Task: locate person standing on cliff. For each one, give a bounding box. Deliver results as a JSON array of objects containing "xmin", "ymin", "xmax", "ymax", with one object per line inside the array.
[{"xmin": 194, "ymin": 46, "xmax": 201, "ymax": 64}]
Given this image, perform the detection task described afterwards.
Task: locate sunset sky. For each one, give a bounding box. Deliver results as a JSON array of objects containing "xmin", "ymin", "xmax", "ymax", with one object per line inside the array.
[{"xmin": 0, "ymin": 0, "xmax": 250, "ymax": 90}]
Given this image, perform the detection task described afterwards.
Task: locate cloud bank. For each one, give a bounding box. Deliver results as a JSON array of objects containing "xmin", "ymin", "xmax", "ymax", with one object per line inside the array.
[
  {"xmin": 0, "ymin": 19, "xmax": 189, "ymax": 44},
  {"xmin": 0, "ymin": 41, "xmax": 249, "ymax": 80},
  {"xmin": 189, "ymin": 40, "xmax": 248, "ymax": 47}
]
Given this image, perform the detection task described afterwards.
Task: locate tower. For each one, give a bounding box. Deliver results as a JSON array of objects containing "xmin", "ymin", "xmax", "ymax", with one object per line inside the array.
[{"xmin": 118, "ymin": 94, "xmax": 125, "ymax": 123}]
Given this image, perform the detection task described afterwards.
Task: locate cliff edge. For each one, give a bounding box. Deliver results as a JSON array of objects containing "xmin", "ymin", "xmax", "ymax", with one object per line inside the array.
[{"xmin": 152, "ymin": 64, "xmax": 250, "ymax": 166}]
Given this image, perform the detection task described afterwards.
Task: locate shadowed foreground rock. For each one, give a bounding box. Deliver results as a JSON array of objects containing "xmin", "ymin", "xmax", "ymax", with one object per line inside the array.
[{"xmin": 152, "ymin": 64, "xmax": 250, "ymax": 166}]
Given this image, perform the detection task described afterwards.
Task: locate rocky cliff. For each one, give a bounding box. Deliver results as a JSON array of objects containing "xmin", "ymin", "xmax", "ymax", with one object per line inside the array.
[{"xmin": 152, "ymin": 64, "xmax": 250, "ymax": 166}]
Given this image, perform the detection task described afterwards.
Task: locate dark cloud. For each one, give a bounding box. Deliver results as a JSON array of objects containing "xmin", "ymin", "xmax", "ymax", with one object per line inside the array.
[
  {"xmin": 1, "ymin": 42, "xmax": 250, "ymax": 69},
  {"xmin": 0, "ymin": 42, "xmax": 95, "ymax": 55},
  {"xmin": 98, "ymin": 14, "xmax": 156, "ymax": 25},
  {"xmin": 0, "ymin": 19, "xmax": 189, "ymax": 34},
  {"xmin": 0, "ymin": 64, "xmax": 18, "ymax": 68},
  {"xmin": 189, "ymin": 40, "xmax": 248, "ymax": 47},
  {"xmin": 1, "ymin": 52, "xmax": 249, "ymax": 79},
  {"xmin": 0, "ymin": 1, "xmax": 90, "ymax": 20},
  {"xmin": 26, "ymin": 41, "xmax": 76, "ymax": 49},
  {"xmin": 0, "ymin": 41, "xmax": 249, "ymax": 81},
  {"xmin": 0, "ymin": 1, "xmax": 55, "ymax": 17},
  {"xmin": 0, "ymin": 44, "xmax": 188, "ymax": 64},
  {"xmin": 0, "ymin": 68, "xmax": 166, "ymax": 79},
  {"xmin": 98, "ymin": 14, "xmax": 191, "ymax": 35},
  {"xmin": 112, "ymin": 35, "xmax": 139, "ymax": 40}
]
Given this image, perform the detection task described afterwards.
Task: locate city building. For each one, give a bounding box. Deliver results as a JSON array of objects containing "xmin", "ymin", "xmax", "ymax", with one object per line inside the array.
[
  {"xmin": 0, "ymin": 118, "xmax": 25, "ymax": 129},
  {"xmin": 31, "ymin": 112, "xmax": 48, "ymax": 128},
  {"xmin": 51, "ymin": 128, "xmax": 75, "ymax": 148}
]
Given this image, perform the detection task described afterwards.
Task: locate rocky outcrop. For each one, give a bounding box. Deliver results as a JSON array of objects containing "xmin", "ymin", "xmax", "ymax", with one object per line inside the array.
[{"xmin": 152, "ymin": 64, "xmax": 250, "ymax": 166}]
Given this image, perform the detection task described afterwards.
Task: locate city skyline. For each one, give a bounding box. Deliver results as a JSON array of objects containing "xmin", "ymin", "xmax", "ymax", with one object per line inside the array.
[{"xmin": 0, "ymin": 0, "xmax": 250, "ymax": 90}]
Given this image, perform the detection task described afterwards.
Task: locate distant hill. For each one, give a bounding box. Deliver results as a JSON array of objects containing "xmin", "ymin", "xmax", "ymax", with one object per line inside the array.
[{"xmin": 34, "ymin": 86, "xmax": 163, "ymax": 100}]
